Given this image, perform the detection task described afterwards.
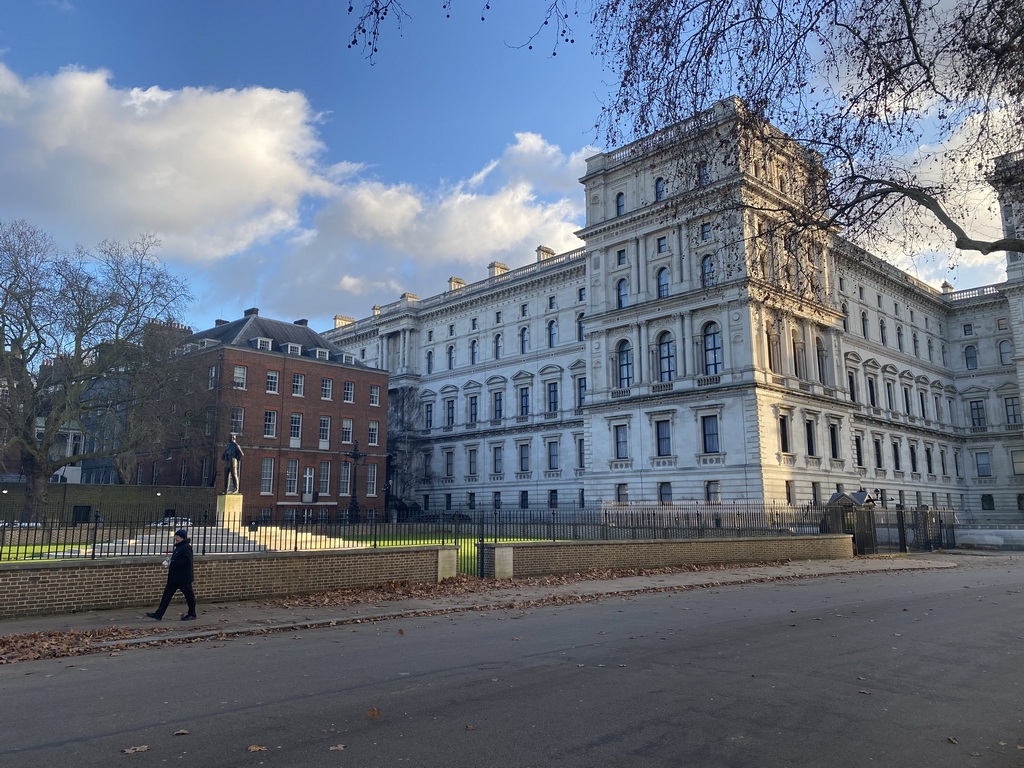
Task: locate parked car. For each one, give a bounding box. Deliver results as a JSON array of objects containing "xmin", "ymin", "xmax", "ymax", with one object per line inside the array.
[
  {"xmin": 408, "ymin": 512, "xmax": 473, "ymax": 524},
  {"xmin": 149, "ymin": 517, "xmax": 193, "ymax": 529}
]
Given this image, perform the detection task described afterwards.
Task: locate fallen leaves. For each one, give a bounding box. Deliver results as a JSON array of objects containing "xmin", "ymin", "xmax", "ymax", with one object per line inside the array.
[
  {"xmin": 329, "ymin": 744, "xmax": 346, "ymax": 751},
  {"xmin": 174, "ymin": 729, "xmax": 189, "ymax": 736},
  {"xmin": 366, "ymin": 707, "xmax": 382, "ymax": 719},
  {"xmin": 121, "ymin": 745, "xmax": 149, "ymax": 754},
  {"xmin": 247, "ymin": 745, "xmax": 267, "ymax": 752}
]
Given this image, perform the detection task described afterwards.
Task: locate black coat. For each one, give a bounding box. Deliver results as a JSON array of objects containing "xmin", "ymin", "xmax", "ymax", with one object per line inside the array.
[{"xmin": 167, "ymin": 538, "xmax": 194, "ymax": 585}]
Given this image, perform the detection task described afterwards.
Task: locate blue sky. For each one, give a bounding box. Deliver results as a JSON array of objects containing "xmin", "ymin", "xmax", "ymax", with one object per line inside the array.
[{"xmin": 0, "ymin": 1, "xmax": 1007, "ymax": 334}]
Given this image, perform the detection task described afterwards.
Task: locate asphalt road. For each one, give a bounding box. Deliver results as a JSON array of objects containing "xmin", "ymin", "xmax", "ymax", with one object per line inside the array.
[{"xmin": 2, "ymin": 556, "xmax": 1023, "ymax": 767}]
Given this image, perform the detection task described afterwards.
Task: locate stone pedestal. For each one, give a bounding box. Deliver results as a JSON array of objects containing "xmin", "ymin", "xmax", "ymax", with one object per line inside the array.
[{"xmin": 217, "ymin": 493, "xmax": 243, "ymax": 528}]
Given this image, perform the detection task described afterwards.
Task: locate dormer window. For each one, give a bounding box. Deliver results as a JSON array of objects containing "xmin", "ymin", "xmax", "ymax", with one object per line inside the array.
[
  {"xmin": 315, "ymin": 348, "xmax": 329, "ymax": 360},
  {"xmin": 254, "ymin": 337, "xmax": 272, "ymax": 351},
  {"xmin": 286, "ymin": 343, "xmax": 302, "ymax": 355}
]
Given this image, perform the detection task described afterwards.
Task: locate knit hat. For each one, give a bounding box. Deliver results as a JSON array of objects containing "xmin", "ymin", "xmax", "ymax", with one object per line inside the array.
[{"xmin": 174, "ymin": 529, "xmax": 188, "ymax": 540}]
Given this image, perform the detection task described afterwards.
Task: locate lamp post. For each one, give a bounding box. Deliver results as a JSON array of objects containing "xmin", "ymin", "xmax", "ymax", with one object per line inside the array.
[{"xmin": 342, "ymin": 440, "xmax": 369, "ymax": 523}]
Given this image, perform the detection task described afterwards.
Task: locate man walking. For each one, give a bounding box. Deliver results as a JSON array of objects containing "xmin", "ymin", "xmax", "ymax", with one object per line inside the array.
[{"xmin": 146, "ymin": 529, "xmax": 197, "ymax": 621}]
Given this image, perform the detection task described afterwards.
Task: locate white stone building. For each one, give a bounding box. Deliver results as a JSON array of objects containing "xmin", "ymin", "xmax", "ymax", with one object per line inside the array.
[{"xmin": 323, "ymin": 100, "xmax": 1024, "ymax": 520}]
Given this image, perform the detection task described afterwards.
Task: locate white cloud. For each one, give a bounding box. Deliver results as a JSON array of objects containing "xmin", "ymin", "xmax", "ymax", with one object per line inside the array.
[
  {"xmin": 257, "ymin": 133, "xmax": 591, "ymax": 325},
  {"xmin": 0, "ymin": 63, "xmax": 332, "ymax": 260}
]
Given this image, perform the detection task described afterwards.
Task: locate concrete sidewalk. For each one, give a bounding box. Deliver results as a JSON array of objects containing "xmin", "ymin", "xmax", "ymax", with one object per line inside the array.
[{"xmin": 0, "ymin": 553, "xmax": 974, "ymax": 647}]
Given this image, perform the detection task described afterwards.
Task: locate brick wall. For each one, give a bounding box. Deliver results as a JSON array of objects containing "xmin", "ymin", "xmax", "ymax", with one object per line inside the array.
[
  {"xmin": 480, "ymin": 535, "xmax": 853, "ymax": 578},
  {"xmin": 0, "ymin": 546, "xmax": 454, "ymax": 620}
]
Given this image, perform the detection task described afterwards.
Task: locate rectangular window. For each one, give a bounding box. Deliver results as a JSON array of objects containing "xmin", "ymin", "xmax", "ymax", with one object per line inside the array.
[
  {"xmin": 230, "ymin": 407, "xmax": 244, "ymax": 435},
  {"xmin": 829, "ymin": 423, "xmax": 840, "ymax": 459},
  {"xmin": 576, "ymin": 437, "xmax": 585, "ymax": 468},
  {"xmin": 700, "ymin": 222, "xmax": 712, "ymax": 241},
  {"xmin": 873, "ymin": 439, "xmax": 883, "ymax": 469},
  {"xmin": 616, "ymin": 248, "xmax": 626, "ymax": 265},
  {"xmin": 547, "ymin": 382, "xmax": 559, "ymax": 413},
  {"xmin": 705, "ymin": 480, "xmax": 721, "ymax": 502},
  {"xmin": 518, "ymin": 443, "xmax": 531, "ymax": 472},
  {"xmin": 319, "ymin": 416, "xmax": 331, "ymax": 442},
  {"xmin": 779, "ymin": 415, "xmax": 791, "ymax": 453},
  {"xmin": 1012, "ymin": 450, "xmax": 1024, "ymax": 475},
  {"xmin": 468, "ymin": 395, "xmax": 478, "ymax": 423},
  {"xmin": 467, "ymin": 492, "xmax": 476, "ymax": 510},
  {"xmin": 547, "ymin": 440, "xmax": 559, "ymax": 470},
  {"xmin": 492, "ymin": 391, "xmax": 503, "ymax": 419},
  {"xmin": 548, "ymin": 489, "xmax": 558, "ymax": 508},
  {"xmin": 656, "ymin": 419, "xmax": 672, "ymax": 456},
  {"xmin": 658, "ymin": 482, "xmax": 673, "ymax": 503},
  {"xmin": 260, "ymin": 458, "xmax": 274, "ymax": 494},
  {"xmin": 301, "ymin": 467, "xmax": 314, "ymax": 496},
  {"xmin": 290, "ymin": 413, "xmax": 302, "ymax": 440},
  {"xmin": 519, "ymin": 386, "xmax": 530, "ymax": 416},
  {"xmin": 970, "ymin": 400, "xmax": 987, "ymax": 427},
  {"xmin": 492, "ymin": 445, "xmax": 503, "ymax": 474},
  {"xmin": 339, "ymin": 462, "xmax": 351, "ymax": 495},
  {"xmin": 319, "ymin": 461, "xmax": 331, "ymax": 495},
  {"xmin": 493, "ymin": 491, "xmax": 502, "ymax": 509},
  {"xmin": 578, "ymin": 287, "xmax": 586, "ymax": 302},
  {"xmin": 614, "ymin": 424, "xmax": 629, "ymax": 459},
  {"xmin": 424, "ymin": 403, "xmax": 433, "ymax": 429},
  {"xmin": 910, "ymin": 445, "xmax": 918, "ymax": 473},
  {"xmin": 444, "ymin": 450, "xmax": 454, "ymax": 478},
  {"xmin": 286, "ymin": 459, "xmax": 298, "ymax": 495},
  {"xmin": 343, "ymin": 381, "xmax": 354, "ymax": 402},
  {"xmin": 976, "ymin": 452, "xmax": 992, "ymax": 477},
  {"xmin": 266, "ymin": 370, "xmax": 280, "ymax": 393},
  {"xmin": 233, "ymin": 365, "xmax": 247, "ymax": 389},
  {"xmin": 263, "ymin": 410, "xmax": 277, "ymax": 438},
  {"xmin": 805, "ymin": 420, "xmax": 816, "ymax": 456},
  {"xmin": 519, "ymin": 490, "xmax": 530, "ymax": 509},
  {"xmin": 701, "ymin": 415, "xmax": 720, "ymax": 453},
  {"xmin": 342, "ymin": 418, "xmax": 353, "ymax": 443},
  {"xmin": 292, "ymin": 373, "xmax": 305, "ymax": 396},
  {"xmin": 656, "ymin": 236, "xmax": 668, "ymax": 253},
  {"xmin": 370, "ymin": 384, "xmax": 381, "ymax": 406},
  {"xmin": 520, "ymin": 303, "xmax": 528, "ymax": 317},
  {"xmin": 321, "ymin": 378, "xmax": 333, "ymax": 400},
  {"xmin": 468, "ymin": 448, "xmax": 478, "ymax": 476},
  {"xmin": 368, "ymin": 420, "xmax": 379, "ymax": 445},
  {"xmin": 892, "ymin": 441, "xmax": 901, "ymax": 471},
  {"xmin": 370, "ymin": 462, "xmax": 382, "ymax": 499},
  {"xmin": 576, "ymin": 377, "xmax": 587, "ymax": 407},
  {"xmin": 1006, "ymin": 397, "xmax": 1021, "ymax": 425},
  {"xmin": 445, "ymin": 398, "xmax": 456, "ymax": 426}
]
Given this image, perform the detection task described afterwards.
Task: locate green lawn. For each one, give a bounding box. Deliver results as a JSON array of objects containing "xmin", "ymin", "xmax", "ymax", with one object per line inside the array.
[{"xmin": 0, "ymin": 544, "xmax": 74, "ymax": 561}]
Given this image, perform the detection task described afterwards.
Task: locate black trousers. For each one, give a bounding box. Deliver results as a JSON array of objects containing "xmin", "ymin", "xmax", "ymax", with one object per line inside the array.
[{"xmin": 153, "ymin": 580, "xmax": 196, "ymax": 618}]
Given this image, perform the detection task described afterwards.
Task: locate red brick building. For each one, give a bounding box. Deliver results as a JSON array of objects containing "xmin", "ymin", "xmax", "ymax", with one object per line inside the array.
[{"xmin": 176, "ymin": 308, "xmax": 389, "ymax": 524}]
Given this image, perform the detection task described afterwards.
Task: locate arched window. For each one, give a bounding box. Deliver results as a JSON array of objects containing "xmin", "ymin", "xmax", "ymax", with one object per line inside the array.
[
  {"xmin": 519, "ymin": 327, "xmax": 530, "ymax": 354},
  {"xmin": 493, "ymin": 334, "xmax": 503, "ymax": 360},
  {"xmin": 447, "ymin": 345, "xmax": 455, "ymax": 370},
  {"xmin": 656, "ymin": 268, "xmax": 670, "ymax": 298},
  {"xmin": 701, "ymin": 255, "xmax": 715, "ymax": 287},
  {"xmin": 470, "ymin": 340, "xmax": 479, "ymax": 365},
  {"xmin": 426, "ymin": 350, "xmax": 434, "ymax": 374},
  {"xmin": 861, "ymin": 311, "xmax": 869, "ymax": 338},
  {"xmin": 1000, "ymin": 339, "xmax": 1013, "ymax": 365},
  {"xmin": 896, "ymin": 325, "xmax": 904, "ymax": 351},
  {"xmin": 547, "ymin": 320, "xmax": 558, "ymax": 348},
  {"xmin": 816, "ymin": 337, "xmax": 829, "ymax": 384},
  {"xmin": 841, "ymin": 303, "xmax": 849, "ymax": 332},
  {"xmin": 616, "ymin": 279, "xmax": 629, "ymax": 308},
  {"xmin": 658, "ymin": 332, "xmax": 676, "ymax": 382},
  {"xmin": 654, "ymin": 177, "xmax": 666, "ymax": 202},
  {"xmin": 964, "ymin": 344, "xmax": 978, "ymax": 370},
  {"xmin": 703, "ymin": 322, "xmax": 723, "ymax": 375},
  {"xmin": 615, "ymin": 192, "xmax": 625, "ymax": 216},
  {"xmin": 576, "ymin": 313, "xmax": 586, "ymax": 342},
  {"xmin": 879, "ymin": 320, "xmax": 887, "ymax": 346},
  {"xmin": 617, "ymin": 340, "xmax": 634, "ymax": 388}
]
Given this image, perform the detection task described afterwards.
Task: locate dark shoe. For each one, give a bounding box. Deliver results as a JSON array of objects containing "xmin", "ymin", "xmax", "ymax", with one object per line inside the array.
[
  {"xmin": 180, "ymin": 614, "xmax": 197, "ymax": 621},
  {"xmin": 146, "ymin": 612, "xmax": 162, "ymax": 621}
]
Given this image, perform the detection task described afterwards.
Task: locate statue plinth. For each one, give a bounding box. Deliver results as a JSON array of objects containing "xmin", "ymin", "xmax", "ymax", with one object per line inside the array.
[{"xmin": 217, "ymin": 493, "xmax": 243, "ymax": 528}]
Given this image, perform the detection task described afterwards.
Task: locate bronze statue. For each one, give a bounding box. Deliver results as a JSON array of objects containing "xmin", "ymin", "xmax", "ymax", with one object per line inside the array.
[{"xmin": 222, "ymin": 434, "xmax": 244, "ymax": 494}]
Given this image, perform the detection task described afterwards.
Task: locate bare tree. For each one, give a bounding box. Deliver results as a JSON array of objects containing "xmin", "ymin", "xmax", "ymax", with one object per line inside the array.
[
  {"xmin": 346, "ymin": 0, "xmax": 1024, "ymax": 261},
  {"xmin": 0, "ymin": 221, "xmax": 192, "ymax": 520},
  {"xmin": 385, "ymin": 385, "xmax": 422, "ymax": 515}
]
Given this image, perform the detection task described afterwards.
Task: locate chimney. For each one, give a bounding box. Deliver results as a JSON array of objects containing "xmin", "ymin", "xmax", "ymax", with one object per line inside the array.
[
  {"xmin": 488, "ymin": 261, "xmax": 509, "ymax": 277},
  {"xmin": 214, "ymin": 319, "xmax": 228, "ymax": 327},
  {"xmin": 294, "ymin": 319, "xmax": 308, "ymax": 326},
  {"xmin": 536, "ymin": 245, "xmax": 556, "ymax": 262},
  {"xmin": 372, "ymin": 305, "xmax": 381, "ymax": 316},
  {"xmin": 448, "ymin": 276, "xmax": 466, "ymax": 291},
  {"xmin": 941, "ymin": 281, "xmax": 954, "ymax": 294},
  {"xmin": 334, "ymin": 315, "xmax": 355, "ymax": 328},
  {"xmin": 243, "ymin": 307, "xmax": 259, "ymax": 317}
]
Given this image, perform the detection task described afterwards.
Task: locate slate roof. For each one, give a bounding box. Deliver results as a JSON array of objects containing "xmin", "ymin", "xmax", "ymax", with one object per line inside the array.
[{"xmin": 183, "ymin": 309, "xmax": 364, "ymax": 366}]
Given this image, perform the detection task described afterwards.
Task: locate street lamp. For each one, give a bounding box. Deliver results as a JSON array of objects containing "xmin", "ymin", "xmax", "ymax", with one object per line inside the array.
[{"xmin": 342, "ymin": 440, "xmax": 368, "ymax": 523}]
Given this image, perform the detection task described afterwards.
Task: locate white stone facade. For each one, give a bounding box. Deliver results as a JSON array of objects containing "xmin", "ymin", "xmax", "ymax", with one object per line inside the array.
[{"xmin": 323, "ymin": 101, "xmax": 1024, "ymax": 519}]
